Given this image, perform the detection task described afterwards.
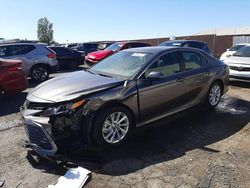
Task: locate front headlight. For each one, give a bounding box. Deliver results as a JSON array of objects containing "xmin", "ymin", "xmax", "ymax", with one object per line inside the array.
[{"xmin": 41, "ymin": 99, "xmax": 85, "ymax": 117}]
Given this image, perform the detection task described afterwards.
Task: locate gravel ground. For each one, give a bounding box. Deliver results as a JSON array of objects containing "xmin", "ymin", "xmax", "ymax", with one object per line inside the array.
[{"xmin": 0, "ymin": 77, "xmax": 250, "ymax": 188}]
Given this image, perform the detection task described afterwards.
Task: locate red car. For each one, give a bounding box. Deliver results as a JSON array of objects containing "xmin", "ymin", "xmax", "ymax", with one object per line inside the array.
[
  {"xmin": 0, "ymin": 59, "xmax": 27, "ymax": 96},
  {"xmin": 85, "ymin": 41, "xmax": 151, "ymax": 65}
]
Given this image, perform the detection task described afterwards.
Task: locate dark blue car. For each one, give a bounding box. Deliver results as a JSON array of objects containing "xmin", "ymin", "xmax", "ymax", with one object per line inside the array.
[{"xmin": 160, "ymin": 40, "xmax": 212, "ymax": 55}]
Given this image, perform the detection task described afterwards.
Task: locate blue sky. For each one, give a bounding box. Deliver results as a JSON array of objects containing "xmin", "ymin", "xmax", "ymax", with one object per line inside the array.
[{"xmin": 0, "ymin": 0, "xmax": 250, "ymax": 43}]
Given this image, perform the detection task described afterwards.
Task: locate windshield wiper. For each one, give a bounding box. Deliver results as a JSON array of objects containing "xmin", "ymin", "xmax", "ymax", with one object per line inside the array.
[{"xmin": 96, "ymin": 72, "xmax": 113, "ymax": 78}]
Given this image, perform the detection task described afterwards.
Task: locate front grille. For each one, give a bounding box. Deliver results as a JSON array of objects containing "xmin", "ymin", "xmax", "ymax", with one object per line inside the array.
[
  {"xmin": 25, "ymin": 100, "xmax": 50, "ymax": 110},
  {"xmin": 229, "ymin": 66, "xmax": 250, "ymax": 71},
  {"xmin": 24, "ymin": 123, "xmax": 53, "ymax": 150}
]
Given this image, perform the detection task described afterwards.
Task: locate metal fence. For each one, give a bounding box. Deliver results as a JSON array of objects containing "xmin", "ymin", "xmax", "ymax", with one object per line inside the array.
[{"xmin": 233, "ymin": 36, "xmax": 250, "ymax": 45}]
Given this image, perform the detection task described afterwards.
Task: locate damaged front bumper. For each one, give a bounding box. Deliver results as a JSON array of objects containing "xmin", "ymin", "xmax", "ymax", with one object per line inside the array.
[
  {"xmin": 21, "ymin": 107, "xmax": 58, "ymax": 157},
  {"xmin": 20, "ymin": 101, "xmax": 94, "ymax": 159}
]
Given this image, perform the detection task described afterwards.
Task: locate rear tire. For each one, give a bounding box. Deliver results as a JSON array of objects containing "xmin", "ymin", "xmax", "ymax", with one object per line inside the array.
[
  {"xmin": 206, "ymin": 81, "xmax": 222, "ymax": 108},
  {"xmin": 91, "ymin": 106, "xmax": 133, "ymax": 147},
  {"xmin": 31, "ymin": 65, "xmax": 49, "ymax": 82}
]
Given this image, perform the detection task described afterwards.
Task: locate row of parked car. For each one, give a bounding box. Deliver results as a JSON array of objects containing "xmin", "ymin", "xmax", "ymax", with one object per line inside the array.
[{"xmin": 0, "ymin": 39, "xmax": 249, "ymax": 97}]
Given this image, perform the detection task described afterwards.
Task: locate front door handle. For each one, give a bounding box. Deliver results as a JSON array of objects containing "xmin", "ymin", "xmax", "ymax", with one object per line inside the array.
[
  {"xmin": 206, "ymin": 72, "xmax": 212, "ymax": 76},
  {"xmin": 177, "ymin": 78, "xmax": 184, "ymax": 84}
]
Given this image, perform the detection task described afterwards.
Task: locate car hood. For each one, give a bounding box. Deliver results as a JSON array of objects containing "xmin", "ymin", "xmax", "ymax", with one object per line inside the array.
[
  {"xmin": 87, "ymin": 50, "xmax": 114, "ymax": 60},
  {"xmin": 28, "ymin": 71, "xmax": 124, "ymax": 103},
  {"xmin": 224, "ymin": 55, "xmax": 250, "ymax": 65}
]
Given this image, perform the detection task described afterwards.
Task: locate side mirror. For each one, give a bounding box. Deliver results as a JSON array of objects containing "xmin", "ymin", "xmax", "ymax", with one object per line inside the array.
[{"xmin": 146, "ymin": 71, "xmax": 164, "ymax": 79}]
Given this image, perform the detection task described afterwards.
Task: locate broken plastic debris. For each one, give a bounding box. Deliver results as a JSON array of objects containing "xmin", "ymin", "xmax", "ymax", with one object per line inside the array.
[
  {"xmin": 47, "ymin": 167, "xmax": 91, "ymax": 188},
  {"xmin": 0, "ymin": 180, "xmax": 5, "ymax": 187}
]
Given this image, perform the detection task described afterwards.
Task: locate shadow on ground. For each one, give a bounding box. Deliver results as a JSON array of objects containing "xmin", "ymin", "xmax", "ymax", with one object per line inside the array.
[
  {"xmin": 230, "ymin": 80, "xmax": 250, "ymax": 89},
  {"xmin": 27, "ymin": 96, "xmax": 250, "ymax": 176},
  {"xmin": 0, "ymin": 92, "xmax": 28, "ymax": 116}
]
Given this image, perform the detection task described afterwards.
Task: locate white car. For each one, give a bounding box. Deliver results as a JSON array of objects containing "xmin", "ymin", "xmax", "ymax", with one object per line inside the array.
[
  {"xmin": 223, "ymin": 45, "xmax": 250, "ymax": 80},
  {"xmin": 220, "ymin": 43, "xmax": 249, "ymax": 61}
]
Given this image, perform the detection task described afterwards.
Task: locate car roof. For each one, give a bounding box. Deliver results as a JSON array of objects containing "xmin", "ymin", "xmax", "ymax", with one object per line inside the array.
[
  {"xmin": 116, "ymin": 41, "xmax": 149, "ymax": 45},
  {"xmin": 124, "ymin": 46, "xmax": 180, "ymax": 54},
  {"xmin": 124, "ymin": 46, "xmax": 208, "ymax": 55},
  {"xmin": 48, "ymin": 46, "xmax": 66, "ymax": 48},
  {"xmin": 161, "ymin": 40, "xmax": 206, "ymax": 44},
  {"xmin": 0, "ymin": 43, "xmax": 45, "ymax": 46}
]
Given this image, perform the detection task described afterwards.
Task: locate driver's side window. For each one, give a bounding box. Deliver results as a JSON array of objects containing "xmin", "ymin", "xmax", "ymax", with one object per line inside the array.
[{"xmin": 145, "ymin": 52, "xmax": 180, "ymax": 77}]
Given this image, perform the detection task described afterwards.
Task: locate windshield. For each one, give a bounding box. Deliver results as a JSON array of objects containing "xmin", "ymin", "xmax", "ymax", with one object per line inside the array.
[
  {"xmin": 159, "ymin": 41, "xmax": 181, "ymax": 47},
  {"xmin": 105, "ymin": 43, "xmax": 123, "ymax": 51},
  {"xmin": 229, "ymin": 44, "xmax": 245, "ymax": 51},
  {"xmin": 90, "ymin": 51, "xmax": 152, "ymax": 78},
  {"xmin": 234, "ymin": 46, "xmax": 250, "ymax": 57}
]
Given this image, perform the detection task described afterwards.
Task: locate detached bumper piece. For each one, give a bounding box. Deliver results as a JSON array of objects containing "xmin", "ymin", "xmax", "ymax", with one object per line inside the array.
[{"xmin": 24, "ymin": 120, "xmax": 57, "ymax": 157}]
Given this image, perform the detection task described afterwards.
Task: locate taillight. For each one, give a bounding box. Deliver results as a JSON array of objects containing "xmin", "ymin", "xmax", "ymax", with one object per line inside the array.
[
  {"xmin": 47, "ymin": 53, "xmax": 56, "ymax": 59},
  {"xmin": 8, "ymin": 64, "xmax": 22, "ymax": 72}
]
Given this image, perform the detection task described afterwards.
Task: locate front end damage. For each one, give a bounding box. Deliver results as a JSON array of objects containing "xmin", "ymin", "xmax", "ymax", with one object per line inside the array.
[{"xmin": 20, "ymin": 99, "xmax": 93, "ymax": 158}]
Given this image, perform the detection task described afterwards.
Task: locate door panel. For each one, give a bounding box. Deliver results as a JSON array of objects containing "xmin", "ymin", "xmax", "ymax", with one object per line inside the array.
[
  {"xmin": 137, "ymin": 74, "xmax": 187, "ymax": 122},
  {"xmin": 137, "ymin": 51, "xmax": 188, "ymax": 122},
  {"xmin": 180, "ymin": 51, "xmax": 209, "ymax": 104}
]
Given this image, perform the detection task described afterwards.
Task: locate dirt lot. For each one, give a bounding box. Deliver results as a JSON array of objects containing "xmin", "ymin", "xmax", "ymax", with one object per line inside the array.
[{"xmin": 0, "ymin": 77, "xmax": 250, "ymax": 188}]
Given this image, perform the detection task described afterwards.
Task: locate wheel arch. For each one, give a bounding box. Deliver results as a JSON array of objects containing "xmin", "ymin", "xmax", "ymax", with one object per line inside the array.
[{"xmin": 93, "ymin": 100, "xmax": 137, "ymax": 128}]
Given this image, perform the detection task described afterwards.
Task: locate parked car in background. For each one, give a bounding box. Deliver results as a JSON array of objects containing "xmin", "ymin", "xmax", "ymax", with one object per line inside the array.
[
  {"xmin": 220, "ymin": 43, "xmax": 249, "ymax": 61},
  {"xmin": 72, "ymin": 42, "xmax": 99, "ymax": 55},
  {"xmin": 0, "ymin": 43, "xmax": 58, "ymax": 82},
  {"xmin": 97, "ymin": 42, "xmax": 114, "ymax": 50},
  {"xmin": 223, "ymin": 45, "xmax": 250, "ymax": 80},
  {"xmin": 21, "ymin": 46, "xmax": 229, "ymax": 157},
  {"xmin": 85, "ymin": 41, "xmax": 151, "ymax": 65},
  {"xmin": 0, "ymin": 59, "xmax": 27, "ymax": 96},
  {"xmin": 65, "ymin": 43, "xmax": 77, "ymax": 49},
  {"xmin": 160, "ymin": 40, "xmax": 212, "ymax": 54},
  {"xmin": 48, "ymin": 46, "xmax": 85, "ymax": 70}
]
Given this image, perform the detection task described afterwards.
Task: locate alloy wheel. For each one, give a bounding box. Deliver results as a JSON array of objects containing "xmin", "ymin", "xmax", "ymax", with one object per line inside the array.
[
  {"xmin": 32, "ymin": 67, "xmax": 48, "ymax": 82},
  {"xmin": 102, "ymin": 111, "xmax": 129, "ymax": 144},
  {"xmin": 209, "ymin": 84, "xmax": 221, "ymax": 106}
]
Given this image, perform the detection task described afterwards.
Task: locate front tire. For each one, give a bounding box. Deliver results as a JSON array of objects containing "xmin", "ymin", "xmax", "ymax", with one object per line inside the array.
[
  {"xmin": 207, "ymin": 81, "xmax": 222, "ymax": 108},
  {"xmin": 92, "ymin": 106, "xmax": 133, "ymax": 146},
  {"xmin": 31, "ymin": 65, "xmax": 49, "ymax": 82}
]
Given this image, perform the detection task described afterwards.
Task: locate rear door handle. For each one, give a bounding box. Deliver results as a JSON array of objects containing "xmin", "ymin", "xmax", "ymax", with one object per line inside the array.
[{"xmin": 177, "ymin": 78, "xmax": 184, "ymax": 84}]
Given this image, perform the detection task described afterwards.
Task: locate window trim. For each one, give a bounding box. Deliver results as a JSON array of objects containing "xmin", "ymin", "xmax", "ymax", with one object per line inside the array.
[
  {"xmin": 137, "ymin": 50, "xmax": 185, "ymax": 79},
  {"xmin": 178, "ymin": 49, "xmax": 210, "ymax": 72}
]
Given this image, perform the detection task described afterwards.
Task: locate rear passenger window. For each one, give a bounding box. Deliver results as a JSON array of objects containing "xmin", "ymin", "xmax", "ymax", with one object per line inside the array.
[
  {"xmin": 145, "ymin": 52, "xmax": 180, "ymax": 77},
  {"xmin": 0, "ymin": 46, "xmax": 9, "ymax": 57},
  {"xmin": 182, "ymin": 51, "xmax": 203, "ymax": 70},
  {"xmin": 53, "ymin": 47, "xmax": 71, "ymax": 54},
  {"xmin": 133, "ymin": 43, "xmax": 149, "ymax": 48},
  {"xmin": 185, "ymin": 42, "xmax": 204, "ymax": 49},
  {"xmin": 22, "ymin": 45, "xmax": 35, "ymax": 54},
  {"xmin": 84, "ymin": 44, "xmax": 93, "ymax": 49},
  {"xmin": 9, "ymin": 45, "xmax": 35, "ymax": 56}
]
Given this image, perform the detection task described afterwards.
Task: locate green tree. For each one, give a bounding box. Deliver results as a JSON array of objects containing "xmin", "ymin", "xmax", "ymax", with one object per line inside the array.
[{"xmin": 37, "ymin": 17, "xmax": 54, "ymax": 45}]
